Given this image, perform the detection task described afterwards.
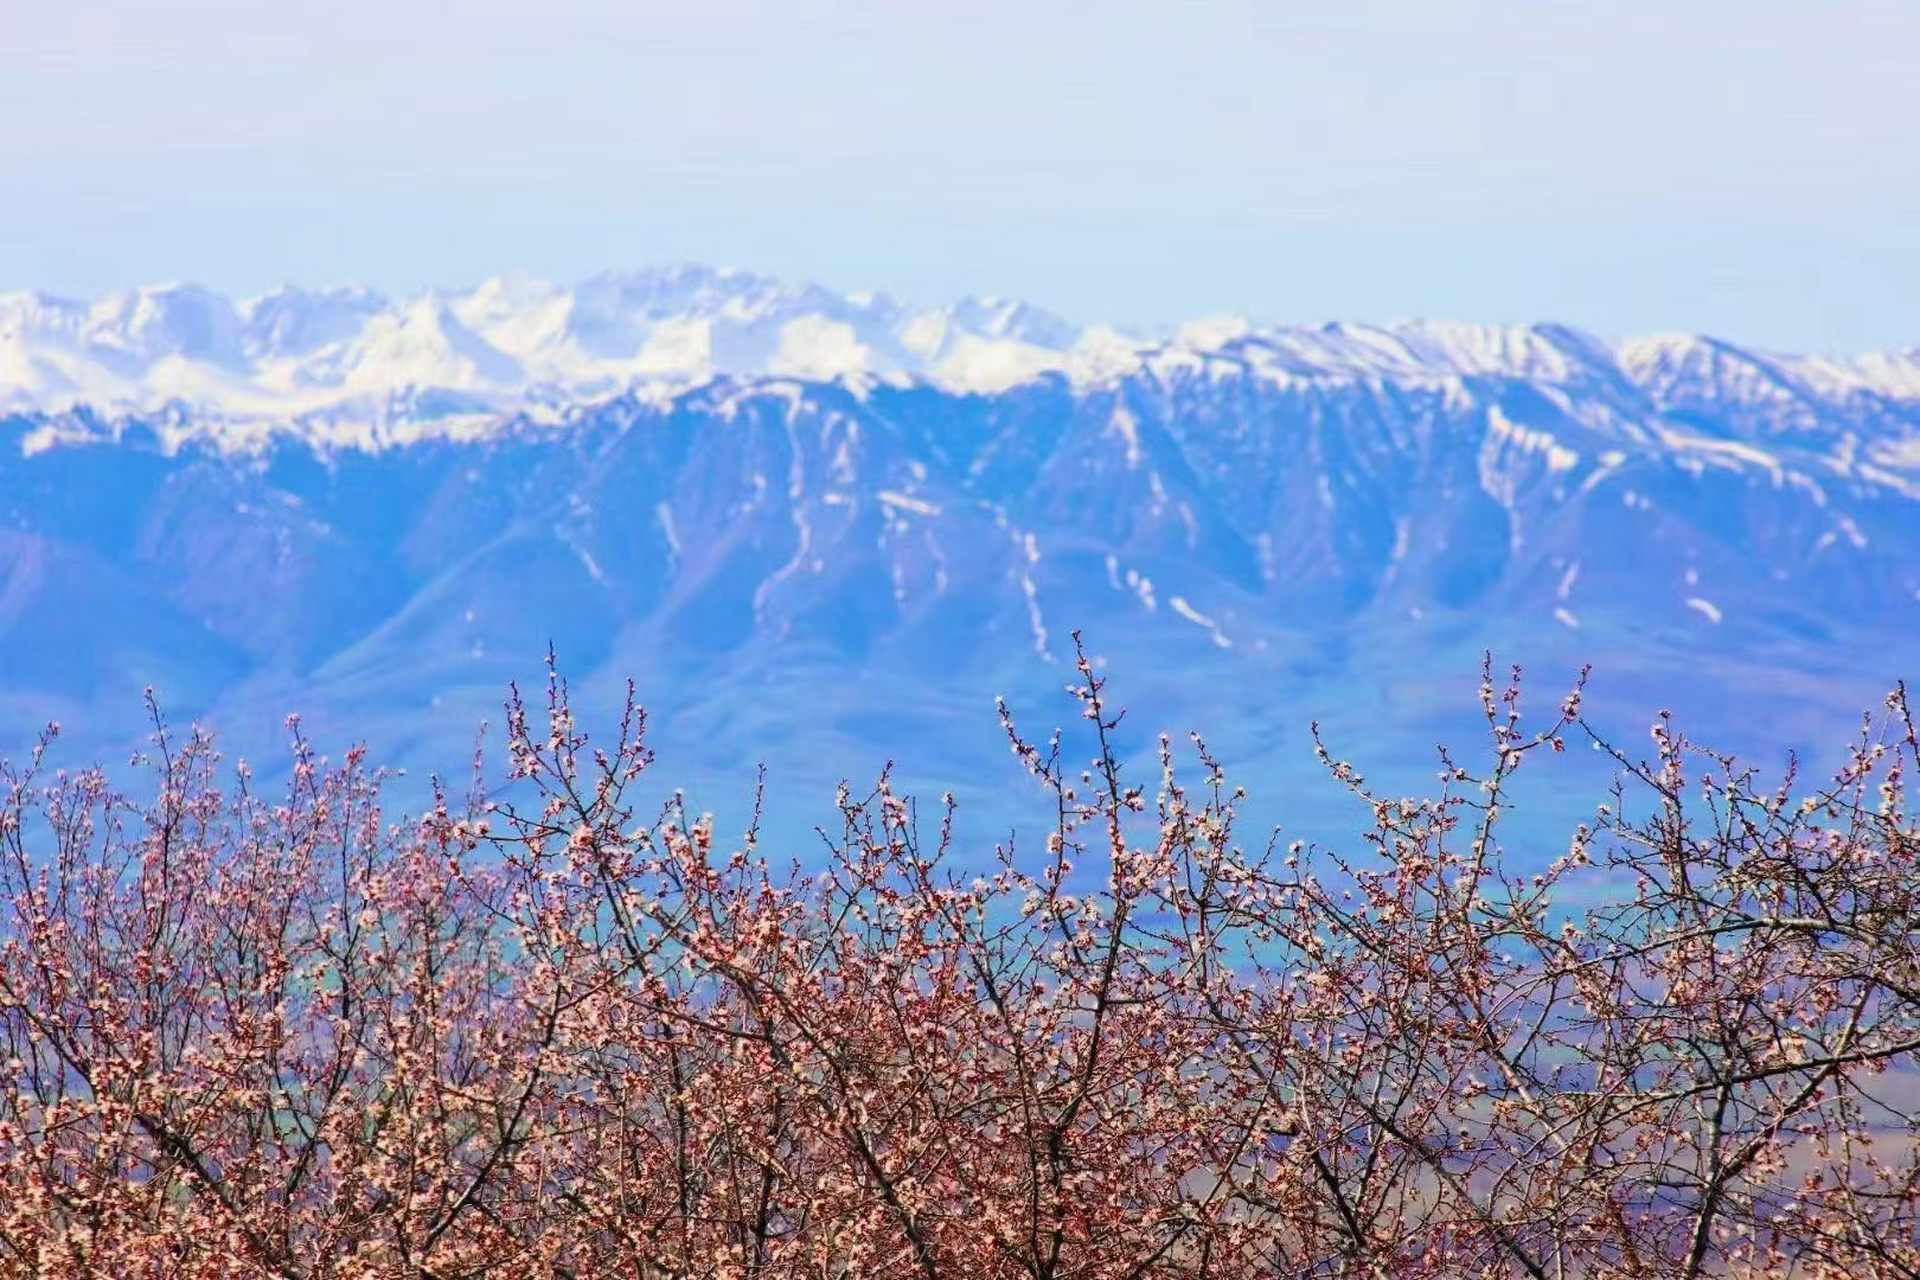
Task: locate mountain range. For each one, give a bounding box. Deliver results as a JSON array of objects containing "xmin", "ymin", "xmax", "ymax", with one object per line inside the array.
[{"xmin": 3, "ymin": 266, "xmax": 1917, "ymax": 855}]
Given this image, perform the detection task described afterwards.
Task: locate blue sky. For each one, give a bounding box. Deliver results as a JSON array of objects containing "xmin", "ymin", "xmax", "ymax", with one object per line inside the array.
[{"xmin": 4, "ymin": 0, "xmax": 1916, "ymax": 352}]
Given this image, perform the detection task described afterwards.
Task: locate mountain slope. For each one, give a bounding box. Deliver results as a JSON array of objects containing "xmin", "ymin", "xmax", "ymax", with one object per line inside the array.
[{"xmin": 2, "ymin": 270, "xmax": 1918, "ymax": 853}]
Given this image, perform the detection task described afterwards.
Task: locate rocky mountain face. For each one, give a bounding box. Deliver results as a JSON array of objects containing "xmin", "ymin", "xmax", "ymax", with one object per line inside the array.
[{"xmin": 3, "ymin": 269, "xmax": 1918, "ymax": 856}]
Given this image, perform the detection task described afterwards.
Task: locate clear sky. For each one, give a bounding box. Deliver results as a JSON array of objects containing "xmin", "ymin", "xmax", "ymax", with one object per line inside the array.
[{"xmin": 4, "ymin": 0, "xmax": 1916, "ymax": 352}]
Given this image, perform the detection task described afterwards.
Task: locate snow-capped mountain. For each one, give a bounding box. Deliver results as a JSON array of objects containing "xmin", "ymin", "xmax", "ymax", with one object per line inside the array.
[
  {"xmin": 0, "ymin": 267, "xmax": 1107, "ymax": 424},
  {"xmin": 11, "ymin": 265, "xmax": 1917, "ymax": 438},
  {"xmin": 3, "ymin": 267, "xmax": 1919, "ymax": 853}
]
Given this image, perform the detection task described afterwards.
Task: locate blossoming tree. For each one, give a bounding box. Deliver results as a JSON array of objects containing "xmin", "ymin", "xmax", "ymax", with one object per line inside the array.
[{"xmin": 1, "ymin": 641, "xmax": 1914, "ymax": 1277}]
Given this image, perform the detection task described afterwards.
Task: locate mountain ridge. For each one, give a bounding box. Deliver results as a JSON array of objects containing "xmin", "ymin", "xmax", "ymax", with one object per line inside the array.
[
  {"xmin": 3, "ymin": 267, "xmax": 1918, "ymax": 854},
  {"xmin": 6, "ymin": 267, "xmax": 1919, "ymax": 448}
]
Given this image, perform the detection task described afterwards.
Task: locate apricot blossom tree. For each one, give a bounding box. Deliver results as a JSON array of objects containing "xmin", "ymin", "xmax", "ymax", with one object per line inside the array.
[{"xmin": 0, "ymin": 643, "xmax": 1914, "ymax": 1278}]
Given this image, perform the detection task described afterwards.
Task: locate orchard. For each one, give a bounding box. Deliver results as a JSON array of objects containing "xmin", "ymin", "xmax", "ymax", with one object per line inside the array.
[{"xmin": 1, "ymin": 639, "xmax": 1915, "ymax": 1278}]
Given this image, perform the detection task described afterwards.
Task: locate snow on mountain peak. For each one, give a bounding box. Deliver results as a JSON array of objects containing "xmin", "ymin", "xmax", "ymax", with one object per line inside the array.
[
  {"xmin": 0, "ymin": 267, "xmax": 1915, "ymax": 441},
  {"xmin": 84, "ymin": 283, "xmax": 247, "ymax": 370},
  {"xmin": 242, "ymin": 285, "xmax": 389, "ymax": 360}
]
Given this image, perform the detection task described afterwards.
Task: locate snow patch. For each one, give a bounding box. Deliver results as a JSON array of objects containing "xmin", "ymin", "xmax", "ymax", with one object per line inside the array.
[
  {"xmin": 1556, "ymin": 561, "xmax": 1580, "ymax": 601},
  {"xmin": 1175, "ymin": 314, "xmax": 1252, "ymax": 349},
  {"xmin": 1021, "ymin": 572, "xmax": 1050, "ymax": 658},
  {"xmin": 1168, "ymin": 595, "xmax": 1232, "ymax": 649},
  {"xmin": 876, "ymin": 490, "xmax": 940, "ymax": 518},
  {"xmin": 1486, "ymin": 405, "xmax": 1579, "ymax": 473},
  {"xmin": 932, "ymin": 335, "xmax": 1061, "ymax": 393},
  {"xmin": 635, "ymin": 318, "xmax": 713, "ymax": 377},
  {"xmin": 768, "ymin": 317, "xmax": 869, "ymax": 381},
  {"xmin": 1107, "ymin": 405, "xmax": 1143, "ymax": 468},
  {"xmin": 1123, "ymin": 567, "xmax": 1158, "ymax": 612}
]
